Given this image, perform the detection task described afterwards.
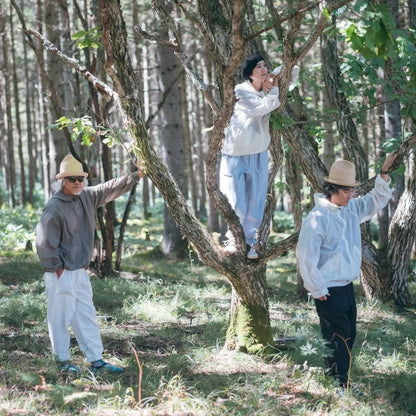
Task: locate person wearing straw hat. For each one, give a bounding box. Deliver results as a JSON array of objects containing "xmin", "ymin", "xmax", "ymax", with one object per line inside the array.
[
  {"xmin": 220, "ymin": 54, "xmax": 299, "ymax": 259},
  {"xmin": 296, "ymin": 152, "xmax": 397, "ymax": 391},
  {"xmin": 36, "ymin": 154, "xmax": 144, "ymax": 374}
]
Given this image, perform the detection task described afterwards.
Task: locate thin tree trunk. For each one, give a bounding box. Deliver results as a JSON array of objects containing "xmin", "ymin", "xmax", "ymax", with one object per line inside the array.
[
  {"xmin": 285, "ymin": 150, "xmax": 302, "ymax": 232},
  {"xmin": 2, "ymin": 11, "xmax": 17, "ymax": 207},
  {"xmin": 115, "ymin": 184, "xmax": 137, "ymax": 271},
  {"xmin": 180, "ymin": 72, "xmax": 197, "ymax": 213},
  {"xmin": 100, "ymin": 141, "xmax": 117, "ymax": 276},
  {"xmin": 22, "ymin": 0, "xmax": 35, "ymax": 204},
  {"xmin": 10, "ymin": 4, "xmax": 26, "ymax": 204}
]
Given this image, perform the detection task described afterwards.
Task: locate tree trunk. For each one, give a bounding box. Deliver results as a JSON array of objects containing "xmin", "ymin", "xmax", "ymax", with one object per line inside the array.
[
  {"xmin": 388, "ymin": 155, "xmax": 415, "ymax": 306},
  {"xmin": 321, "ymin": 15, "xmax": 368, "ymax": 179},
  {"xmin": 115, "ymin": 184, "xmax": 137, "ymax": 271},
  {"xmin": 285, "ymin": 150, "xmax": 302, "ymax": 232},
  {"xmin": 22, "ymin": 1, "xmax": 35, "ymax": 205},
  {"xmin": 10, "ymin": 5, "xmax": 26, "ymax": 205},
  {"xmin": 45, "ymin": 0, "xmax": 67, "ymax": 182},
  {"xmin": 1, "ymin": 4, "xmax": 17, "ymax": 207},
  {"xmin": 100, "ymin": 142, "xmax": 117, "ymax": 276},
  {"xmin": 380, "ymin": 0, "xmax": 404, "ymax": 248},
  {"xmin": 225, "ymin": 263, "xmax": 273, "ymax": 353},
  {"xmin": 156, "ymin": 1, "xmax": 187, "ymax": 259}
]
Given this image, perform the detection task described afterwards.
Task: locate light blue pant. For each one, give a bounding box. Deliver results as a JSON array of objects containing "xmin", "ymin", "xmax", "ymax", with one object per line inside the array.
[{"xmin": 219, "ymin": 150, "xmax": 268, "ymax": 244}]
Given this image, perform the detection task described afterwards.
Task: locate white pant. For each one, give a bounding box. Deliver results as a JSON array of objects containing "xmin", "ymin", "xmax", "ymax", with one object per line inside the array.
[{"xmin": 44, "ymin": 269, "xmax": 103, "ymax": 362}]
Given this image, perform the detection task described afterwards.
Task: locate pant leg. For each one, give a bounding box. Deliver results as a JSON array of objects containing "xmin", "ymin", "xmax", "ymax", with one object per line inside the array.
[
  {"xmin": 44, "ymin": 270, "xmax": 77, "ymax": 361},
  {"xmin": 315, "ymin": 283, "xmax": 357, "ymax": 384},
  {"xmin": 243, "ymin": 150, "xmax": 268, "ymax": 244},
  {"xmin": 346, "ymin": 283, "xmax": 357, "ymax": 351},
  {"xmin": 219, "ymin": 154, "xmax": 248, "ymax": 238},
  {"xmin": 70, "ymin": 269, "xmax": 104, "ymax": 362}
]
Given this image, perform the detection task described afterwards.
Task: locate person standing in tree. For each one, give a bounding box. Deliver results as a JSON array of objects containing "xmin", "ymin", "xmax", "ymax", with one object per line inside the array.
[
  {"xmin": 220, "ymin": 54, "xmax": 299, "ymax": 259},
  {"xmin": 296, "ymin": 152, "xmax": 397, "ymax": 391},
  {"xmin": 36, "ymin": 154, "xmax": 144, "ymax": 373}
]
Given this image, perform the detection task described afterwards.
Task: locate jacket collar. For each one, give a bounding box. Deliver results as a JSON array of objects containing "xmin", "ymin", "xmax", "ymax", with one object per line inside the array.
[
  {"xmin": 314, "ymin": 193, "xmax": 343, "ymax": 212},
  {"xmin": 54, "ymin": 190, "xmax": 81, "ymax": 202}
]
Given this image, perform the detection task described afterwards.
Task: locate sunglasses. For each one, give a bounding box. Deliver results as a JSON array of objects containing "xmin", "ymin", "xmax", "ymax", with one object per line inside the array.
[
  {"xmin": 338, "ymin": 187, "xmax": 355, "ymax": 196},
  {"xmin": 66, "ymin": 176, "xmax": 85, "ymax": 183}
]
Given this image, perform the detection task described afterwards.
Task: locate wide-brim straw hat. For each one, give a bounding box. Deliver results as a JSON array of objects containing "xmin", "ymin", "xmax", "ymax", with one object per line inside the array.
[
  {"xmin": 56, "ymin": 154, "xmax": 88, "ymax": 180},
  {"xmin": 324, "ymin": 159, "xmax": 360, "ymax": 187}
]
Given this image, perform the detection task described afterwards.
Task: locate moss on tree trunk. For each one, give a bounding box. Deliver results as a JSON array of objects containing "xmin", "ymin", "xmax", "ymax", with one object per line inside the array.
[{"xmin": 225, "ymin": 285, "xmax": 274, "ymax": 354}]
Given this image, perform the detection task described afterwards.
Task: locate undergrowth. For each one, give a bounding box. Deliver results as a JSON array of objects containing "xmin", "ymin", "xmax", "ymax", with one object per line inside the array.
[{"xmin": 0, "ymin": 203, "xmax": 415, "ymax": 415}]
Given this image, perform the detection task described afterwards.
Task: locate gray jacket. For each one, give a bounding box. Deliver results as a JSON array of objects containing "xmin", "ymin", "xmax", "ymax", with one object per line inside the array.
[{"xmin": 36, "ymin": 173, "xmax": 139, "ymax": 272}]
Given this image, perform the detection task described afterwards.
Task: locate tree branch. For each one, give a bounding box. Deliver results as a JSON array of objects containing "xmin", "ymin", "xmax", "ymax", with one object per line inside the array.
[
  {"xmin": 247, "ymin": 0, "xmax": 354, "ymax": 42},
  {"xmin": 136, "ymin": 0, "xmax": 220, "ymax": 113}
]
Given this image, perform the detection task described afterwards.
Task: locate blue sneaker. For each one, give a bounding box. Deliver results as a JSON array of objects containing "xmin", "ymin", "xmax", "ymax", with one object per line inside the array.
[
  {"xmin": 58, "ymin": 361, "xmax": 79, "ymax": 373},
  {"xmin": 91, "ymin": 359, "xmax": 123, "ymax": 373}
]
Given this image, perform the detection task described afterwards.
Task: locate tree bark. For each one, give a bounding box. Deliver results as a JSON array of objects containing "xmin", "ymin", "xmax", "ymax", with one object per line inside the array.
[
  {"xmin": 116, "ymin": 184, "xmax": 137, "ymax": 271},
  {"xmin": 1, "ymin": 4, "xmax": 17, "ymax": 207},
  {"xmin": 156, "ymin": 1, "xmax": 188, "ymax": 259},
  {"xmin": 225, "ymin": 264, "xmax": 273, "ymax": 353},
  {"xmin": 388, "ymin": 155, "xmax": 415, "ymax": 306},
  {"xmin": 10, "ymin": 5, "xmax": 26, "ymax": 204}
]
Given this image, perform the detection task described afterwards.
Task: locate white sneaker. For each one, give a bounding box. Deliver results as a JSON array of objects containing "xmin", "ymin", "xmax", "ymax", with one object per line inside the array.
[
  {"xmin": 223, "ymin": 239, "xmax": 237, "ymax": 255},
  {"xmin": 247, "ymin": 244, "xmax": 258, "ymax": 260}
]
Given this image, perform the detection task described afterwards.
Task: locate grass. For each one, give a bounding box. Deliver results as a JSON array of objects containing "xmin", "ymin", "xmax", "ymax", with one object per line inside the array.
[{"xmin": 0, "ymin": 204, "xmax": 416, "ymax": 415}]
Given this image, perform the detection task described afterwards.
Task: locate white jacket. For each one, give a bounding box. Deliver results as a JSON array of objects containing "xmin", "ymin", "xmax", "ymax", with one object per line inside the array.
[
  {"xmin": 296, "ymin": 175, "xmax": 392, "ymax": 299},
  {"xmin": 222, "ymin": 66, "xmax": 299, "ymax": 156}
]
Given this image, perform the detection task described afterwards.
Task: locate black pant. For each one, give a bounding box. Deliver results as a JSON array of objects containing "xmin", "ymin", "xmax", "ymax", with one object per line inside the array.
[{"xmin": 315, "ymin": 283, "xmax": 357, "ymax": 384}]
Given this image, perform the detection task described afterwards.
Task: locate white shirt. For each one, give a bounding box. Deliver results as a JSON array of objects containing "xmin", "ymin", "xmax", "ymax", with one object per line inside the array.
[
  {"xmin": 296, "ymin": 175, "xmax": 392, "ymax": 299},
  {"xmin": 222, "ymin": 66, "xmax": 299, "ymax": 156}
]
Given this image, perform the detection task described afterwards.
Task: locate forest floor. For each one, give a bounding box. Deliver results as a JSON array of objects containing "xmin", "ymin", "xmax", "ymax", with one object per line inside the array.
[{"xmin": 1, "ymin": 205, "xmax": 416, "ymax": 415}]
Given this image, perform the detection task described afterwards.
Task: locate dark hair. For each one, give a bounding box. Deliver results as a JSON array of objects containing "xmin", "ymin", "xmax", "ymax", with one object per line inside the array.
[
  {"xmin": 241, "ymin": 54, "xmax": 265, "ymax": 81},
  {"xmin": 323, "ymin": 182, "xmax": 355, "ymax": 199}
]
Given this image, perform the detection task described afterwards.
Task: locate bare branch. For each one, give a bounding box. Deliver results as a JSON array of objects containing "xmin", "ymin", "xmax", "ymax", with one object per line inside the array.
[
  {"xmin": 138, "ymin": 0, "xmax": 220, "ymax": 113},
  {"xmin": 248, "ymin": 0, "xmax": 353, "ymax": 42},
  {"xmin": 24, "ymin": 29, "xmax": 116, "ymax": 102},
  {"xmin": 134, "ymin": 25, "xmax": 176, "ymax": 48}
]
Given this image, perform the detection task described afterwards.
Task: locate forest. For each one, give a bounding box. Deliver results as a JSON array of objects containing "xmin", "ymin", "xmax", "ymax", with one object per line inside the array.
[{"xmin": 1, "ymin": 0, "xmax": 416, "ymax": 415}]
